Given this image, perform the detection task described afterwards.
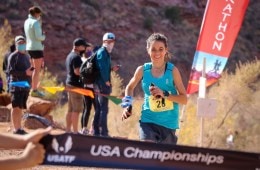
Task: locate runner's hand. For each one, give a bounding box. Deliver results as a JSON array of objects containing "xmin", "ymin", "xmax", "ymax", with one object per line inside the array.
[{"xmin": 122, "ymin": 105, "xmax": 132, "ymax": 121}]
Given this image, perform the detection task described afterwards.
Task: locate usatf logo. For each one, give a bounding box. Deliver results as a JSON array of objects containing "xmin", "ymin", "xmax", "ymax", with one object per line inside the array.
[
  {"xmin": 52, "ymin": 136, "xmax": 73, "ymax": 153},
  {"xmin": 47, "ymin": 136, "xmax": 76, "ymax": 163}
]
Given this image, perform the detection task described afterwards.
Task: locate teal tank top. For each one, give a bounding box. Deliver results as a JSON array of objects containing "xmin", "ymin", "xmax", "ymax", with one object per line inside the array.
[{"xmin": 141, "ymin": 62, "xmax": 179, "ymax": 129}]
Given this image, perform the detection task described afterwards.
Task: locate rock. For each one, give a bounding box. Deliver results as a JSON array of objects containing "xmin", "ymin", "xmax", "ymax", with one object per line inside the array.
[
  {"xmin": 0, "ymin": 93, "xmax": 11, "ymax": 106},
  {"xmin": 23, "ymin": 118, "xmax": 46, "ymax": 129},
  {"xmin": 23, "ymin": 113, "xmax": 54, "ymax": 129},
  {"xmin": 2, "ymin": 96, "xmax": 56, "ymax": 129},
  {"xmin": 0, "ymin": 106, "xmax": 10, "ymax": 122},
  {"xmin": 24, "ymin": 97, "xmax": 56, "ymax": 129},
  {"xmin": 27, "ymin": 96, "xmax": 56, "ymax": 117}
]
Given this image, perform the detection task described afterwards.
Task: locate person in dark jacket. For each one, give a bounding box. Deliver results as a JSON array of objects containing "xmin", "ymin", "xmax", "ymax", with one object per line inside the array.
[
  {"xmin": 80, "ymin": 43, "xmax": 96, "ymax": 135},
  {"xmin": 2, "ymin": 43, "xmax": 15, "ymax": 93},
  {"xmin": 7, "ymin": 35, "xmax": 34, "ymax": 134},
  {"xmin": 93, "ymin": 32, "xmax": 120, "ymax": 137}
]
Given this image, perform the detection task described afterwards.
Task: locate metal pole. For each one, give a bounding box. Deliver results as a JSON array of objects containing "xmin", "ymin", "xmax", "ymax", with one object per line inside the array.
[{"xmin": 199, "ymin": 58, "xmax": 206, "ymax": 147}]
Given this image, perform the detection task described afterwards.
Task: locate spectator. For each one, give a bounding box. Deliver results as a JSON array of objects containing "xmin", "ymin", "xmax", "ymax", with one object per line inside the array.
[
  {"xmin": 7, "ymin": 35, "xmax": 34, "ymax": 134},
  {"xmin": 65, "ymin": 38, "xmax": 87, "ymax": 133},
  {"xmin": 2, "ymin": 43, "xmax": 15, "ymax": 93},
  {"xmin": 80, "ymin": 43, "xmax": 96, "ymax": 135},
  {"xmin": 24, "ymin": 6, "xmax": 46, "ymax": 97},
  {"xmin": 93, "ymin": 32, "xmax": 119, "ymax": 137},
  {"xmin": 85, "ymin": 43, "xmax": 94, "ymax": 57},
  {"xmin": 121, "ymin": 33, "xmax": 187, "ymax": 144},
  {"xmin": 0, "ymin": 127, "xmax": 51, "ymax": 169}
]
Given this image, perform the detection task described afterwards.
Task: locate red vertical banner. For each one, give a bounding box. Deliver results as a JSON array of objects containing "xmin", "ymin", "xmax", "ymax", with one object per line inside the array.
[{"xmin": 186, "ymin": 0, "xmax": 249, "ymax": 94}]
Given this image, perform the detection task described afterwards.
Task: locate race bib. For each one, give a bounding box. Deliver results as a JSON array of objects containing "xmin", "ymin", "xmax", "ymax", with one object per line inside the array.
[{"xmin": 149, "ymin": 96, "xmax": 173, "ymax": 112}]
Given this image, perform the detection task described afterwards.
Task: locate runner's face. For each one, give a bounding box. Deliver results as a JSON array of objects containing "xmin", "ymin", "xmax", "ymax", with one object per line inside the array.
[{"xmin": 147, "ymin": 41, "xmax": 167, "ymax": 62}]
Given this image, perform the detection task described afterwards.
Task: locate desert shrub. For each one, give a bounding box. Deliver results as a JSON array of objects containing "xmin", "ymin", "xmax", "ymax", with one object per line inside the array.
[
  {"xmin": 165, "ymin": 6, "xmax": 181, "ymax": 24},
  {"xmin": 179, "ymin": 59, "xmax": 260, "ymax": 153},
  {"xmin": 49, "ymin": 102, "xmax": 67, "ymax": 130},
  {"xmin": 111, "ymin": 71, "xmax": 124, "ymax": 96},
  {"xmin": 38, "ymin": 67, "xmax": 64, "ymax": 101},
  {"xmin": 143, "ymin": 17, "xmax": 153, "ymax": 30},
  {"xmin": 0, "ymin": 20, "xmax": 13, "ymax": 89},
  {"xmin": 81, "ymin": 0, "xmax": 100, "ymax": 10}
]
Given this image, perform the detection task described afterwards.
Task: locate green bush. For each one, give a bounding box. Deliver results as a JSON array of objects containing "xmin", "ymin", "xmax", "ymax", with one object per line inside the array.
[
  {"xmin": 81, "ymin": 0, "xmax": 100, "ymax": 10},
  {"xmin": 143, "ymin": 17, "xmax": 153, "ymax": 30},
  {"xmin": 165, "ymin": 6, "xmax": 181, "ymax": 24}
]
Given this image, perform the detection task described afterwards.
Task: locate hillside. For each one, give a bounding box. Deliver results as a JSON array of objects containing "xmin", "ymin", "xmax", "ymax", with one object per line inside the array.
[{"xmin": 0, "ymin": 0, "xmax": 259, "ymax": 94}]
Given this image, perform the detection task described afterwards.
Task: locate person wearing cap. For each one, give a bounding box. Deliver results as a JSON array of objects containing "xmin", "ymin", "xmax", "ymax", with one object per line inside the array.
[
  {"xmin": 65, "ymin": 38, "xmax": 87, "ymax": 133},
  {"xmin": 7, "ymin": 35, "xmax": 34, "ymax": 135},
  {"xmin": 92, "ymin": 32, "xmax": 119, "ymax": 137},
  {"xmin": 24, "ymin": 6, "xmax": 46, "ymax": 97}
]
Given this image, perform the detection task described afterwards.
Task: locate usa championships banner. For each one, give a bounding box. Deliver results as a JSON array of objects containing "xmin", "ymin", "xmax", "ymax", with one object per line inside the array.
[
  {"xmin": 186, "ymin": 0, "xmax": 249, "ymax": 94},
  {"xmin": 40, "ymin": 134, "xmax": 260, "ymax": 170}
]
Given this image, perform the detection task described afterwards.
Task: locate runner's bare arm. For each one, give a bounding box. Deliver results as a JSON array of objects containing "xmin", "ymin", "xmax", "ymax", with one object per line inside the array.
[
  {"xmin": 161, "ymin": 67, "xmax": 187, "ymax": 105},
  {"xmin": 166, "ymin": 67, "xmax": 187, "ymax": 104}
]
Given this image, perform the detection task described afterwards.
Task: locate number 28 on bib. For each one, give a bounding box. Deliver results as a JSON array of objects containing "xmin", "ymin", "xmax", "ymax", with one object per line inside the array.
[{"xmin": 149, "ymin": 96, "xmax": 173, "ymax": 112}]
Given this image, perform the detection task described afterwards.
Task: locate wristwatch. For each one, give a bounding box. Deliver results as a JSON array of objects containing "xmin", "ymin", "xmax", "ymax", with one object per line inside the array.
[{"xmin": 163, "ymin": 90, "xmax": 170, "ymax": 98}]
